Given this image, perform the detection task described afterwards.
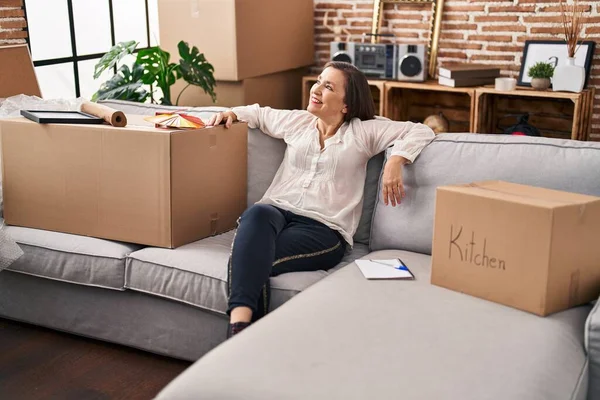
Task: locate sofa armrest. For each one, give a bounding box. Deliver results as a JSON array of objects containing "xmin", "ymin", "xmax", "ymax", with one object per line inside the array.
[{"xmin": 587, "ymin": 299, "xmax": 600, "ymax": 400}]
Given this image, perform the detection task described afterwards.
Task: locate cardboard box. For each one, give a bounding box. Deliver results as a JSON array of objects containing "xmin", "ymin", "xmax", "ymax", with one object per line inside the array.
[
  {"xmin": 158, "ymin": 0, "xmax": 314, "ymax": 81},
  {"xmin": 431, "ymin": 180, "xmax": 600, "ymax": 316},
  {"xmin": 0, "ymin": 115, "xmax": 248, "ymax": 248},
  {"xmin": 0, "ymin": 44, "xmax": 41, "ymax": 98},
  {"xmin": 172, "ymin": 67, "xmax": 307, "ymax": 109}
]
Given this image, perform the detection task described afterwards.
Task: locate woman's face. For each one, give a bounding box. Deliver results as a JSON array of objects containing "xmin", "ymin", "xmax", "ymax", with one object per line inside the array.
[{"xmin": 307, "ymin": 67, "xmax": 347, "ymax": 121}]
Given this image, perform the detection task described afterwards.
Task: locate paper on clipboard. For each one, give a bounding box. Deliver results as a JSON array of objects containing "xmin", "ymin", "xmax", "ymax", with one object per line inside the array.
[{"xmin": 355, "ymin": 259, "xmax": 415, "ymax": 280}]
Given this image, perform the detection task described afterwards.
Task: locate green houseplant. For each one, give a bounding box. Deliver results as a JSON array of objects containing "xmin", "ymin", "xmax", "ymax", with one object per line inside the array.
[
  {"xmin": 528, "ymin": 61, "xmax": 555, "ymax": 90},
  {"xmin": 92, "ymin": 40, "xmax": 217, "ymax": 106}
]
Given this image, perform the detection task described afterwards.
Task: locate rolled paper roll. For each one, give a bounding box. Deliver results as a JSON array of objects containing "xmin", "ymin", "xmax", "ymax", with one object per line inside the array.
[{"xmin": 80, "ymin": 101, "xmax": 127, "ymax": 127}]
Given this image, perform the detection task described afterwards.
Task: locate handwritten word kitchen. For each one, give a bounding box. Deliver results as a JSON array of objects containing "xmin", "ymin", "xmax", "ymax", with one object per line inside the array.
[{"xmin": 448, "ymin": 225, "xmax": 506, "ymax": 270}]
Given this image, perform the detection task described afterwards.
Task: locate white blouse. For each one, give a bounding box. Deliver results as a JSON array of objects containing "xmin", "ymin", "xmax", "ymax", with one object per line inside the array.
[{"xmin": 232, "ymin": 104, "xmax": 435, "ymax": 247}]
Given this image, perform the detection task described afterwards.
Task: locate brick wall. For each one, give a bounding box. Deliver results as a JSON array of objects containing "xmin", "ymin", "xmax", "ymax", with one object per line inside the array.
[
  {"xmin": 0, "ymin": 0, "xmax": 26, "ymax": 45},
  {"xmin": 314, "ymin": 0, "xmax": 600, "ymax": 140}
]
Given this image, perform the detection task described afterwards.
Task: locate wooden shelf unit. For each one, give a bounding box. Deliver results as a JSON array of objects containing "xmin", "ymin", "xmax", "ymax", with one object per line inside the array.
[
  {"xmin": 301, "ymin": 76, "xmax": 595, "ymax": 141},
  {"xmin": 384, "ymin": 81, "xmax": 476, "ymax": 133},
  {"xmin": 473, "ymin": 87, "xmax": 595, "ymax": 141},
  {"xmin": 301, "ymin": 75, "xmax": 386, "ymax": 116}
]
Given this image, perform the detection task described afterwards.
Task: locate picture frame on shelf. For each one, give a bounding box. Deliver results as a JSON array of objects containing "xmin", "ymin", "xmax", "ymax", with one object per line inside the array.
[{"xmin": 517, "ymin": 40, "xmax": 596, "ymax": 88}]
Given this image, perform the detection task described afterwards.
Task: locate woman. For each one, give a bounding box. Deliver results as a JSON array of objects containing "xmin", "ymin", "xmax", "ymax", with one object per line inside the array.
[{"xmin": 207, "ymin": 61, "xmax": 434, "ymax": 337}]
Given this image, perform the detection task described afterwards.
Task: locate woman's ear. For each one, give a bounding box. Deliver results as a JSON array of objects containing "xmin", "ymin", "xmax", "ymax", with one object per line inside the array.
[{"xmin": 342, "ymin": 105, "xmax": 348, "ymax": 114}]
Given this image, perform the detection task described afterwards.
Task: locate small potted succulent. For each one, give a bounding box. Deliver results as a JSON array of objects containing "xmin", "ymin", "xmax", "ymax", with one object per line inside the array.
[{"xmin": 527, "ymin": 61, "xmax": 555, "ymax": 90}]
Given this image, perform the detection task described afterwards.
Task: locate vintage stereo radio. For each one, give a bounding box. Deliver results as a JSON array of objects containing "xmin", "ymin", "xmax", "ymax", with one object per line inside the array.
[
  {"xmin": 330, "ymin": 42, "xmax": 427, "ymax": 82},
  {"xmin": 330, "ymin": 42, "xmax": 396, "ymax": 79},
  {"xmin": 353, "ymin": 43, "xmax": 398, "ymax": 79}
]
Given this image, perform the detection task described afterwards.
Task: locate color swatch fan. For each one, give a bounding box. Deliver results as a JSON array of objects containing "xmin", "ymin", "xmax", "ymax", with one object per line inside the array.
[{"xmin": 144, "ymin": 113, "xmax": 205, "ymax": 129}]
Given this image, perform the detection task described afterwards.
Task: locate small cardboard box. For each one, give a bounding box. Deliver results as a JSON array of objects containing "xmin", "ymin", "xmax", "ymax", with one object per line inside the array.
[
  {"xmin": 158, "ymin": 0, "xmax": 314, "ymax": 81},
  {"xmin": 0, "ymin": 115, "xmax": 248, "ymax": 248},
  {"xmin": 431, "ymin": 180, "xmax": 600, "ymax": 316},
  {"xmin": 172, "ymin": 67, "xmax": 307, "ymax": 109},
  {"xmin": 0, "ymin": 44, "xmax": 41, "ymax": 98}
]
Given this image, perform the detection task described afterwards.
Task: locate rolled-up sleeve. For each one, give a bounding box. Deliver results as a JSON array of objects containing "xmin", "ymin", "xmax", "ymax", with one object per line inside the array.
[{"xmin": 355, "ymin": 117, "xmax": 435, "ymax": 161}]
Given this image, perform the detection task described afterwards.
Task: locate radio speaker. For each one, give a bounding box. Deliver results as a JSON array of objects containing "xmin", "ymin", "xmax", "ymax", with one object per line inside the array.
[
  {"xmin": 330, "ymin": 42, "xmax": 356, "ymax": 64},
  {"xmin": 397, "ymin": 44, "xmax": 427, "ymax": 82}
]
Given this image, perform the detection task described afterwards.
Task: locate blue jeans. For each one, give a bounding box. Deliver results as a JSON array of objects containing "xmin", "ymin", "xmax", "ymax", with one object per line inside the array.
[{"xmin": 227, "ymin": 204, "xmax": 346, "ymax": 320}]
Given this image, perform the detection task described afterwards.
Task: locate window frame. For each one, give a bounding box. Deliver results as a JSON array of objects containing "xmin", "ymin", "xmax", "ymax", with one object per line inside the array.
[{"xmin": 23, "ymin": 0, "xmax": 152, "ymax": 98}]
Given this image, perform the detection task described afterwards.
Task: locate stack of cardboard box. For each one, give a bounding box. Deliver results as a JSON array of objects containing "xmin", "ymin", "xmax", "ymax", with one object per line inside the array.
[{"xmin": 158, "ymin": 0, "xmax": 314, "ymax": 110}]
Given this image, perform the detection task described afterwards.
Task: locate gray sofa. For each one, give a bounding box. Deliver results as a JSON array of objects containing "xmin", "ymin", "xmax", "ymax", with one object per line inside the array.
[
  {"xmin": 0, "ymin": 100, "xmax": 374, "ymax": 359},
  {"xmin": 1, "ymin": 100, "xmax": 599, "ymax": 399},
  {"xmin": 154, "ymin": 129, "xmax": 600, "ymax": 400}
]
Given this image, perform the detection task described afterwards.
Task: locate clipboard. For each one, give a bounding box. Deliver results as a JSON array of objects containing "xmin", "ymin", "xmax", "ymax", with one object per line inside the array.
[{"xmin": 355, "ymin": 258, "xmax": 415, "ymax": 280}]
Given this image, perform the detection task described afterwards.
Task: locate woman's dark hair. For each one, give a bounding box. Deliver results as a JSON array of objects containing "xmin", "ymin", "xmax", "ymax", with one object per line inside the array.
[{"xmin": 324, "ymin": 61, "xmax": 375, "ymax": 122}]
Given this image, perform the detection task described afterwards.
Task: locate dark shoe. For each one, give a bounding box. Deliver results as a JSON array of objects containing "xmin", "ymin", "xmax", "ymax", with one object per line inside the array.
[{"xmin": 227, "ymin": 321, "xmax": 251, "ymax": 339}]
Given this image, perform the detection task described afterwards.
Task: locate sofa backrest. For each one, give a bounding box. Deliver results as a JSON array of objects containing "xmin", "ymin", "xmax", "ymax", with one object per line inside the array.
[
  {"xmin": 370, "ymin": 133, "xmax": 600, "ymax": 254},
  {"xmin": 247, "ymin": 128, "xmax": 286, "ymax": 205},
  {"xmin": 247, "ymin": 128, "xmax": 384, "ymax": 245}
]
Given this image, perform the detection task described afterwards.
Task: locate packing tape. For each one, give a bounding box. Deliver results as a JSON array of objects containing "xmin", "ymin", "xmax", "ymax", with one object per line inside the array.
[
  {"xmin": 210, "ymin": 213, "xmax": 219, "ymax": 235},
  {"xmin": 465, "ymin": 182, "xmax": 577, "ymax": 205},
  {"xmin": 579, "ymin": 204, "xmax": 587, "ymax": 220},
  {"xmin": 190, "ymin": 0, "xmax": 200, "ymax": 18},
  {"xmin": 569, "ymin": 269, "xmax": 580, "ymax": 307}
]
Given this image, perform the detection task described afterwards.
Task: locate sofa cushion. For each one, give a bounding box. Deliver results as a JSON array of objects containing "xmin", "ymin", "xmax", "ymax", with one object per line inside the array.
[
  {"xmin": 352, "ymin": 151, "xmax": 385, "ymax": 245},
  {"xmin": 3, "ymin": 221, "xmax": 142, "ymax": 290},
  {"xmin": 586, "ymin": 298, "xmax": 600, "ymax": 400},
  {"xmin": 125, "ymin": 230, "xmax": 369, "ymax": 314},
  {"xmin": 156, "ymin": 249, "xmax": 590, "ymax": 400},
  {"xmin": 371, "ymin": 133, "xmax": 600, "ymax": 254},
  {"xmin": 246, "ymin": 128, "xmax": 286, "ymax": 207}
]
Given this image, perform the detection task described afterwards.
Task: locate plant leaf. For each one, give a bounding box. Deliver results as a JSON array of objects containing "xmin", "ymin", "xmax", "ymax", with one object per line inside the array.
[
  {"xmin": 136, "ymin": 47, "xmax": 179, "ymax": 104},
  {"xmin": 177, "ymin": 41, "xmax": 217, "ymax": 103},
  {"xmin": 92, "ymin": 63, "xmax": 150, "ymax": 102},
  {"xmin": 93, "ymin": 40, "xmax": 139, "ymax": 79}
]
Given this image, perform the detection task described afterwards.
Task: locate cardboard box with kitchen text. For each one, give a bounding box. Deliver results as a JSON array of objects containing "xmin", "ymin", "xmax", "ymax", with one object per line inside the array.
[
  {"xmin": 431, "ymin": 181, "xmax": 600, "ymax": 316},
  {"xmin": 0, "ymin": 115, "xmax": 248, "ymax": 248}
]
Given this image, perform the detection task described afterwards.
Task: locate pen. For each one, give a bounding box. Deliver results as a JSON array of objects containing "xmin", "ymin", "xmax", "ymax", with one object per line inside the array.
[{"xmin": 369, "ymin": 259, "xmax": 410, "ymax": 272}]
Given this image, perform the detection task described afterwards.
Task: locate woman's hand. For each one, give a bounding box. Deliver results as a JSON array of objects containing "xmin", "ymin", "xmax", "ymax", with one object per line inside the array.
[
  {"xmin": 381, "ymin": 155, "xmax": 409, "ymax": 207},
  {"xmin": 206, "ymin": 111, "xmax": 238, "ymax": 128}
]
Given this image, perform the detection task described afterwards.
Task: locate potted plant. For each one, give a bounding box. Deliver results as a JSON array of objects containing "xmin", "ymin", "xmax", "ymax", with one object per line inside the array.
[
  {"xmin": 92, "ymin": 40, "xmax": 217, "ymax": 106},
  {"xmin": 527, "ymin": 62, "xmax": 554, "ymax": 90},
  {"xmin": 553, "ymin": 0, "xmax": 588, "ymax": 92}
]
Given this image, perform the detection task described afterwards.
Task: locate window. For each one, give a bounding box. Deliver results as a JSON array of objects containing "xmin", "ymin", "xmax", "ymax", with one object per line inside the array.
[{"xmin": 24, "ymin": 0, "xmax": 159, "ymax": 100}]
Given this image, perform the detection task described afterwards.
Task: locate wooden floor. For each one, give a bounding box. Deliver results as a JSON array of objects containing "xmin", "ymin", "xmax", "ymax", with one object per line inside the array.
[{"xmin": 0, "ymin": 318, "xmax": 191, "ymax": 400}]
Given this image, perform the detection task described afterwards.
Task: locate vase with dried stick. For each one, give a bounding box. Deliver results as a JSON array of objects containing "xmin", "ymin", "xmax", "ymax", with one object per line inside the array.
[{"xmin": 553, "ymin": 0, "xmax": 588, "ymax": 92}]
